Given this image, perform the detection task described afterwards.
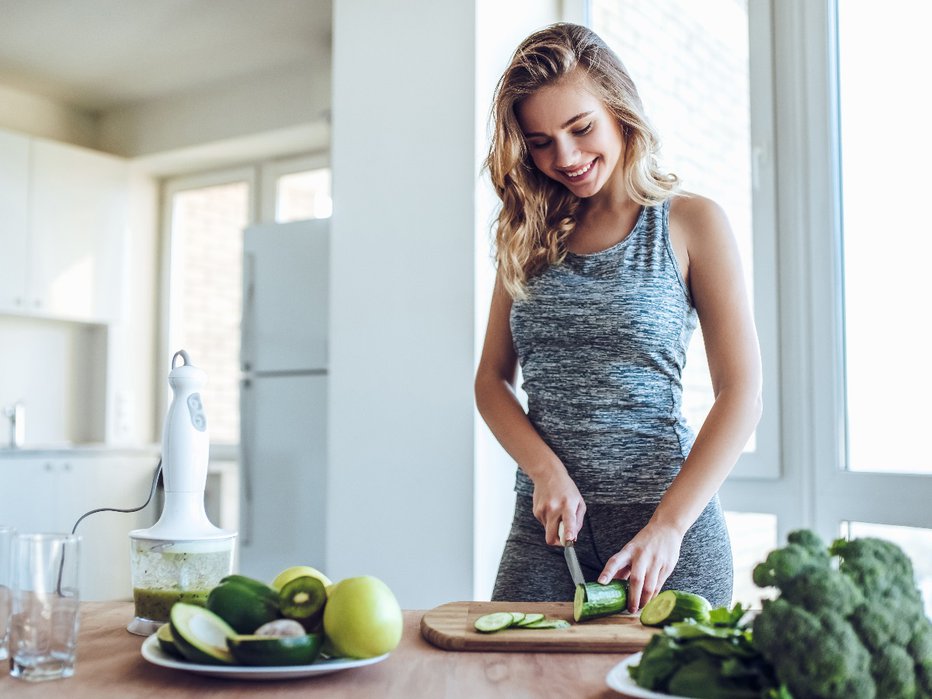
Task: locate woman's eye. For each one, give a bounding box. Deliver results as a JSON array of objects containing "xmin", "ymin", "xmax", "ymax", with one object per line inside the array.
[
  {"xmin": 528, "ymin": 140, "xmax": 551, "ymax": 150},
  {"xmin": 573, "ymin": 122, "xmax": 593, "ymax": 136}
]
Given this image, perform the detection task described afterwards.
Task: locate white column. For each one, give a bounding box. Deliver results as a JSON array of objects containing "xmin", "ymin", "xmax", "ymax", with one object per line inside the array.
[
  {"xmin": 329, "ymin": 0, "xmax": 478, "ymax": 608},
  {"xmin": 329, "ymin": 0, "xmax": 561, "ymax": 608}
]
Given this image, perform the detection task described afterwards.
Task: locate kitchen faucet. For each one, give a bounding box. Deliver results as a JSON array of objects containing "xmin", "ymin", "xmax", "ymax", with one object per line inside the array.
[{"xmin": 2, "ymin": 401, "xmax": 25, "ymax": 448}]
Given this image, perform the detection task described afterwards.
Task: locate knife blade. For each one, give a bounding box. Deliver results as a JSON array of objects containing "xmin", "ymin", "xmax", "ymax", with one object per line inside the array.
[{"xmin": 559, "ymin": 521, "xmax": 586, "ymax": 587}]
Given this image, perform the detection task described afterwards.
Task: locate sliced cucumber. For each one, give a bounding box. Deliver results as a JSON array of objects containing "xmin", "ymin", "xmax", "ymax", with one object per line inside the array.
[
  {"xmin": 474, "ymin": 612, "xmax": 515, "ymax": 633},
  {"xmin": 474, "ymin": 611, "xmax": 574, "ymax": 633},
  {"xmin": 520, "ymin": 618, "xmax": 571, "ymax": 630},
  {"xmin": 169, "ymin": 602, "xmax": 236, "ymax": 664},
  {"xmin": 639, "ymin": 590, "xmax": 712, "ymax": 627},
  {"xmin": 515, "ymin": 613, "xmax": 545, "ymax": 627},
  {"xmin": 574, "ymin": 580, "xmax": 628, "ymax": 622}
]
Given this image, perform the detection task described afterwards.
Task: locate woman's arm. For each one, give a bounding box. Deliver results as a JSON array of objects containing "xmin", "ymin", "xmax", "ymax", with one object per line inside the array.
[
  {"xmin": 599, "ymin": 195, "xmax": 763, "ymax": 611},
  {"xmin": 475, "ymin": 272, "xmax": 586, "ymax": 544}
]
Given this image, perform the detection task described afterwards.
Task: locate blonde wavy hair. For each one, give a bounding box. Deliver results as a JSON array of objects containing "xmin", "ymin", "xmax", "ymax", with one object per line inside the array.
[{"xmin": 487, "ymin": 23, "xmax": 678, "ymax": 299}]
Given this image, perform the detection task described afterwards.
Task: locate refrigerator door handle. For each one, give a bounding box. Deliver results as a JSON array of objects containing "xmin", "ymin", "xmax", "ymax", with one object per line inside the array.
[
  {"xmin": 239, "ymin": 377, "xmax": 254, "ymax": 545},
  {"xmin": 241, "ymin": 252, "xmax": 256, "ymax": 372}
]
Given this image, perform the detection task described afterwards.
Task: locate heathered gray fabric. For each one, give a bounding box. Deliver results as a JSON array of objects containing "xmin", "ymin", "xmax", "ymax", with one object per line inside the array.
[
  {"xmin": 497, "ymin": 199, "xmax": 734, "ymax": 603},
  {"xmin": 510, "ymin": 200, "xmax": 697, "ymax": 503},
  {"xmin": 492, "ymin": 496, "xmax": 733, "ymax": 607}
]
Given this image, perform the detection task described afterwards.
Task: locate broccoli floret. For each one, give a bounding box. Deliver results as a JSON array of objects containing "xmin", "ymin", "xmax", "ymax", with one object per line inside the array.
[
  {"xmin": 778, "ymin": 565, "xmax": 864, "ymax": 617},
  {"xmin": 787, "ymin": 529, "xmax": 831, "ymax": 561},
  {"xmin": 752, "ymin": 532, "xmax": 830, "ymax": 589},
  {"xmin": 870, "ymin": 644, "xmax": 918, "ymax": 699},
  {"xmin": 909, "ymin": 623, "xmax": 932, "ymax": 699},
  {"xmin": 752, "ymin": 529, "xmax": 932, "ymax": 699},
  {"xmin": 752, "ymin": 597, "xmax": 875, "ymax": 699},
  {"xmin": 830, "ymin": 537, "xmax": 921, "ymax": 606}
]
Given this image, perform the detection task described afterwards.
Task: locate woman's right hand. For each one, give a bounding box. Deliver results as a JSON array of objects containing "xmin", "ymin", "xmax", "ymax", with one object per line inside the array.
[{"xmin": 531, "ymin": 466, "xmax": 586, "ymax": 546}]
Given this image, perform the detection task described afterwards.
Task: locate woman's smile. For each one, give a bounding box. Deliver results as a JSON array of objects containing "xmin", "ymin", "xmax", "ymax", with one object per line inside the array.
[{"xmin": 561, "ymin": 158, "xmax": 597, "ymax": 181}]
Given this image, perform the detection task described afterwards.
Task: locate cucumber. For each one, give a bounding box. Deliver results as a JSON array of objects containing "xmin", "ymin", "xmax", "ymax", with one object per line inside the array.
[
  {"xmin": 507, "ymin": 611, "xmax": 526, "ymax": 625},
  {"xmin": 515, "ymin": 613, "xmax": 545, "ymax": 627},
  {"xmin": 474, "ymin": 612, "xmax": 515, "ymax": 632},
  {"xmin": 574, "ymin": 580, "xmax": 628, "ymax": 622},
  {"xmin": 474, "ymin": 611, "xmax": 573, "ymax": 633},
  {"xmin": 639, "ymin": 590, "xmax": 712, "ymax": 627},
  {"xmin": 521, "ymin": 618, "xmax": 571, "ymax": 629},
  {"xmin": 169, "ymin": 602, "xmax": 236, "ymax": 664}
]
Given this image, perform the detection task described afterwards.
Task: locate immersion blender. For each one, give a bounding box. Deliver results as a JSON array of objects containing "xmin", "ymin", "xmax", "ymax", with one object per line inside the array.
[{"xmin": 127, "ymin": 350, "xmax": 237, "ymax": 635}]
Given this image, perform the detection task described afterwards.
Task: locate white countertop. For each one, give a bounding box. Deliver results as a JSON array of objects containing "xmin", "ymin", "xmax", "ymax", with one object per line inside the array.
[{"xmin": 0, "ymin": 442, "xmax": 161, "ymax": 457}]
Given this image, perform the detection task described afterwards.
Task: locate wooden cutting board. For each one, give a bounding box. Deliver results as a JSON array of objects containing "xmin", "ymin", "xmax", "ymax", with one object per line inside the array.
[{"xmin": 420, "ymin": 601, "xmax": 657, "ymax": 653}]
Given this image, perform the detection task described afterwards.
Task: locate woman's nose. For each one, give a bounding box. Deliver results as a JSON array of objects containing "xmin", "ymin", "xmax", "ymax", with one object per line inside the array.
[{"xmin": 554, "ymin": 137, "xmax": 580, "ymax": 168}]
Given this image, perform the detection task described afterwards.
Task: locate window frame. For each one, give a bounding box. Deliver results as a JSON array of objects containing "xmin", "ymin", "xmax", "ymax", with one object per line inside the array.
[
  {"xmin": 257, "ymin": 151, "xmax": 329, "ymax": 223},
  {"xmin": 721, "ymin": 0, "xmax": 932, "ymax": 542}
]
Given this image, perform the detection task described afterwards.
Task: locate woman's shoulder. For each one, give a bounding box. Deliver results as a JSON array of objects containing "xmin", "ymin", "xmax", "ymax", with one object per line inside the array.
[
  {"xmin": 668, "ymin": 192, "xmax": 727, "ymax": 228},
  {"xmin": 667, "ymin": 192, "xmax": 732, "ymax": 247}
]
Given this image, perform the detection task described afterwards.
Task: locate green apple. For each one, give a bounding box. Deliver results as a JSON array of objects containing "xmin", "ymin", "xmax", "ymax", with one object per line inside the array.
[
  {"xmin": 323, "ymin": 575, "xmax": 403, "ymax": 658},
  {"xmin": 271, "ymin": 565, "xmax": 333, "ymax": 591}
]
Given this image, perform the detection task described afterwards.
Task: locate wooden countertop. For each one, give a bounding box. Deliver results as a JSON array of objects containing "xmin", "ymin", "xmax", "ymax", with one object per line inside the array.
[{"xmin": 0, "ymin": 602, "xmax": 632, "ymax": 698}]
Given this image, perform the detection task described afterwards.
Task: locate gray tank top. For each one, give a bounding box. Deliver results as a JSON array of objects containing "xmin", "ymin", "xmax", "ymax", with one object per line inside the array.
[{"xmin": 509, "ymin": 199, "xmax": 697, "ymax": 504}]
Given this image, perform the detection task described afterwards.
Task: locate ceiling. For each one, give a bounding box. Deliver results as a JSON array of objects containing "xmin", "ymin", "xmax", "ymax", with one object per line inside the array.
[{"xmin": 0, "ymin": 0, "xmax": 331, "ymax": 112}]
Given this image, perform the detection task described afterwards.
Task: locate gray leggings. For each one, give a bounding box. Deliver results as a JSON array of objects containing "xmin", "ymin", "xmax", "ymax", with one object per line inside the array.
[{"xmin": 492, "ymin": 495, "xmax": 733, "ymax": 607}]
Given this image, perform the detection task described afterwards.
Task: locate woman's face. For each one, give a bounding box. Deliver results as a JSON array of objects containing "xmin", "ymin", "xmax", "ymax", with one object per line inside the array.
[{"xmin": 515, "ymin": 72, "xmax": 626, "ymax": 199}]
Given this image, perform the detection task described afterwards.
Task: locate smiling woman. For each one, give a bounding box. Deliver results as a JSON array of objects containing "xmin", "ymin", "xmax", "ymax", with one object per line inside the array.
[{"xmin": 475, "ymin": 22, "xmax": 762, "ymax": 612}]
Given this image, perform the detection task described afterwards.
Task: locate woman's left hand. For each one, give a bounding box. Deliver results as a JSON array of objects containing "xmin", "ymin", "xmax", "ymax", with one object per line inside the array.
[{"xmin": 597, "ymin": 522, "xmax": 683, "ymax": 613}]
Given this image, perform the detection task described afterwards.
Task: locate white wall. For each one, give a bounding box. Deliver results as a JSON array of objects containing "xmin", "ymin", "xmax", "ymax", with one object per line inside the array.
[
  {"xmin": 0, "ymin": 84, "xmax": 97, "ymax": 147},
  {"xmin": 328, "ymin": 0, "xmax": 478, "ymax": 609}
]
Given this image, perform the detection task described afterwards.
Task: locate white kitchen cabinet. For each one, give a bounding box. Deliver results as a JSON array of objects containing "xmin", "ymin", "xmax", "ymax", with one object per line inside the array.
[
  {"xmin": 28, "ymin": 138, "xmax": 128, "ymax": 323},
  {"xmin": 0, "ymin": 452, "xmax": 159, "ymax": 601},
  {"xmin": 0, "ymin": 129, "xmax": 30, "ymax": 312}
]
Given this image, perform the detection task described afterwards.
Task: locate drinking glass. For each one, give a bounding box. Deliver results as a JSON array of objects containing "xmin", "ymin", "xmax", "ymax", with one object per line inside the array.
[
  {"xmin": 0, "ymin": 525, "xmax": 14, "ymax": 662},
  {"xmin": 9, "ymin": 533, "xmax": 81, "ymax": 681}
]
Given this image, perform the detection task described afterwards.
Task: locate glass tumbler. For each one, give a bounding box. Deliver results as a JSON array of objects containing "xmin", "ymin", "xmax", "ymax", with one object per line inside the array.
[
  {"xmin": 9, "ymin": 533, "xmax": 81, "ymax": 681},
  {"xmin": 0, "ymin": 525, "xmax": 14, "ymax": 662}
]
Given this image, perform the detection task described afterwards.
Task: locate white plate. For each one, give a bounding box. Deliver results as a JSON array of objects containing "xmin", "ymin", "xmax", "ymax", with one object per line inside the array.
[
  {"xmin": 140, "ymin": 633, "xmax": 390, "ymax": 680},
  {"xmin": 605, "ymin": 652, "xmax": 694, "ymax": 699}
]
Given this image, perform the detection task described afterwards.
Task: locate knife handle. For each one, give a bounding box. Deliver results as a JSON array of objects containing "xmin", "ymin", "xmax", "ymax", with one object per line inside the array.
[{"xmin": 558, "ymin": 520, "xmax": 572, "ymax": 546}]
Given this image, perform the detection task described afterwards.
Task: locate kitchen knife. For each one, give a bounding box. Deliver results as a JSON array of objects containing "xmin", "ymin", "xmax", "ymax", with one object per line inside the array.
[{"xmin": 558, "ymin": 521, "xmax": 586, "ymax": 587}]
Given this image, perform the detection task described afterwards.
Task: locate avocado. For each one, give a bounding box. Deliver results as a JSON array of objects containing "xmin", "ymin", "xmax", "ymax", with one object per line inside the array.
[
  {"xmin": 227, "ymin": 633, "xmax": 323, "ymax": 666},
  {"xmin": 169, "ymin": 603, "xmax": 236, "ymax": 664}
]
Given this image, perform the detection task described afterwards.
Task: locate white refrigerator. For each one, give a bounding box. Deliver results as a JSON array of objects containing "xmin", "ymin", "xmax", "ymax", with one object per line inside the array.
[{"xmin": 237, "ymin": 218, "xmax": 328, "ymax": 582}]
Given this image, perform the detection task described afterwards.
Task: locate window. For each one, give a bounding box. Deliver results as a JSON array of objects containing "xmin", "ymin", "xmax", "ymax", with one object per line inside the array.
[
  {"xmin": 163, "ymin": 170, "xmax": 253, "ymax": 445},
  {"xmin": 725, "ymin": 511, "xmax": 778, "ymax": 607},
  {"xmin": 592, "ymin": 0, "xmax": 779, "ymax": 477},
  {"xmin": 275, "ymin": 169, "xmax": 332, "ymax": 222},
  {"xmin": 837, "ymin": 1, "xmax": 932, "ymax": 476},
  {"xmin": 162, "ymin": 156, "xmax": 330, "ymax": 447}
]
